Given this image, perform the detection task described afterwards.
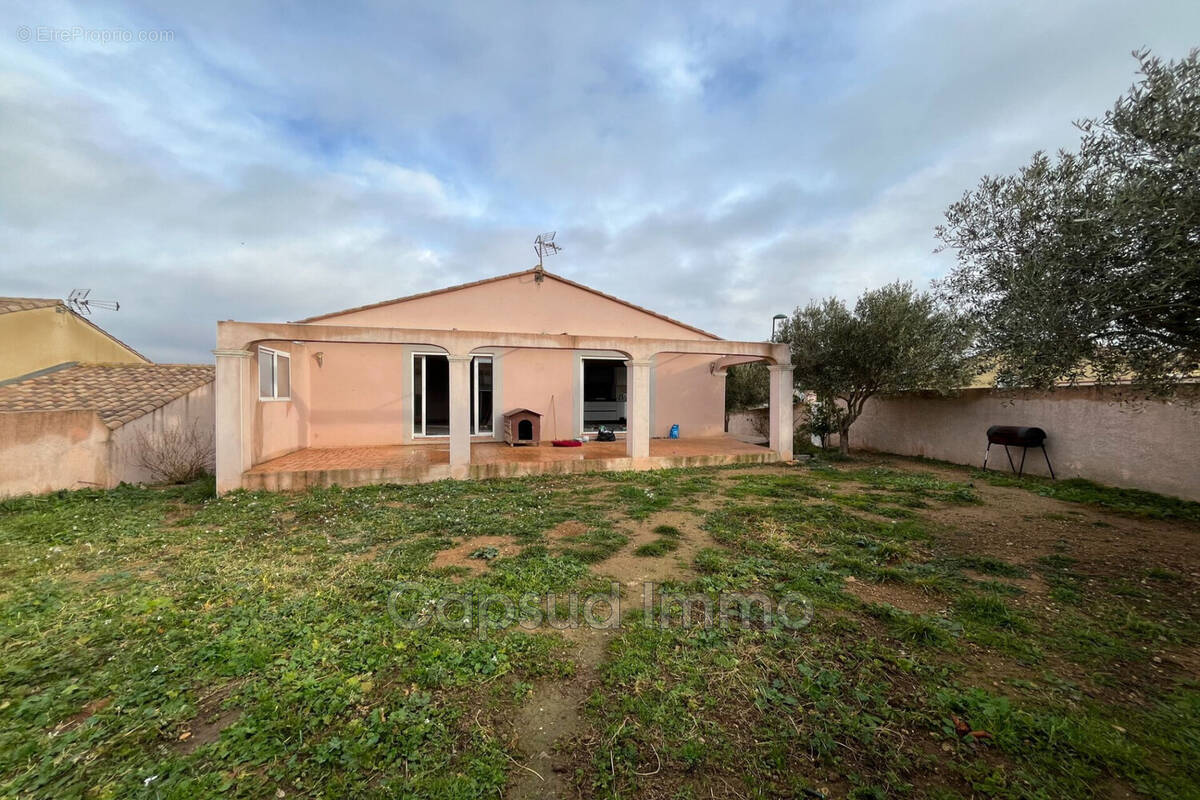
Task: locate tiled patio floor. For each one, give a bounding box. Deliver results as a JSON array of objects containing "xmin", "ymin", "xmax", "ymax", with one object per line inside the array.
[{"xmin": 243, "ymin": 436, "xmax": 776, "ymax": 490}]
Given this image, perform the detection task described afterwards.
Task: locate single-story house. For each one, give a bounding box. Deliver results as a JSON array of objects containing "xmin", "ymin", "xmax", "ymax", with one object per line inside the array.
[
  {"xmin": 0, "ymin": 362, "xmax": 215, "ymax": 496},
  {"xmin": 215, "ymin": 268, "xmax": 795, "ymax": 492}
]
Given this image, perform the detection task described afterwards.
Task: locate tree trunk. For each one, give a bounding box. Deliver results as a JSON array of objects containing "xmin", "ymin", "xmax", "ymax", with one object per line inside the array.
[{"xmin": 838, "ymin": 394, "xmax": 867, "ymax": 456}]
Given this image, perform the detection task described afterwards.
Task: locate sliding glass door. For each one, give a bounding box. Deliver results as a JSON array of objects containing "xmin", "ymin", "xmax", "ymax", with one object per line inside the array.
[
  {"xmin": 581, "ymin": 357, "xmax": 627, "ymax": 433},
  {"xmin": 412, "ymin": 354, "xmax": 449, "ymax": 436},
  {"xmin": 472, "ymin": 357, "xmax": 493, "ymax": 434},
  {"xmin": 412, "ymin": 353, "xmax": 493, "ymax": 437}
]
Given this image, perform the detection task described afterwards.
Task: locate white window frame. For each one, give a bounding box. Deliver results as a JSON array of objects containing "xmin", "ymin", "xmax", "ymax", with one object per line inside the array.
[
  {"xmin": 258, "ymin": 346, "xmax": 291, "ymax": 401},
  {"xmin": 411, "ymin": 352, "xmax": 493, "ymax": 438},
  {"xmin": 579, "ymin": 355, "xmax": 628, "ymax": 435},
  {"xmin": 412, "ymin": 351, "xmax": 438, "ymax": 438}
]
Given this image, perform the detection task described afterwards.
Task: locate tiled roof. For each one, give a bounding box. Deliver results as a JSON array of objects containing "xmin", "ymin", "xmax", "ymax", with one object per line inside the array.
[
  {"xmin": 293, "ymin": 268, "xmax": 723, "ymax": 339},
  {"xmin": 0, "ymin": 363, "xmax": 215, "ymax": 429},
  {"xmin": 0, "ymin": 297, "xmax": 61, "ymax": 315}
]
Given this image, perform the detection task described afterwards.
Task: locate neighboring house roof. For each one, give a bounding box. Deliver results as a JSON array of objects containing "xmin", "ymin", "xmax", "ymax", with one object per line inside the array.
[
  {"xmin": 0, "ymin": 363, "xmax": 215, "ymax": 429},
  {"xmin": 0, "ymin": 296, "xmax": 151, "ymax": 365},
  {"xmin": 0, "ymin": 297, "xmax": 62, "ymax": 315},
  {"xmin": 293, "ymin": 268, "xmax": 722, "ymax": 340}
]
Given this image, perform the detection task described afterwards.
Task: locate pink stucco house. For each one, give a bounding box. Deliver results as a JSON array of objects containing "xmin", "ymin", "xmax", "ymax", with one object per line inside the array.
[{"xmin": 214, "ymin": 268, "xmax": 793, "ymax": 492}]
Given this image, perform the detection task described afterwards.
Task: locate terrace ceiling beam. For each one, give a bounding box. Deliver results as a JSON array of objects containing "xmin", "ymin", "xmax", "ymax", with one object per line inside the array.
[{"xmin": 216, "ymin": 320, "xmax": 790, "ymax": 364}]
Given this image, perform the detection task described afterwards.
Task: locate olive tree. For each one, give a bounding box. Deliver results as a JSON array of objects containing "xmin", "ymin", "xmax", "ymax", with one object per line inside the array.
[
  {"xmin": 937, "ymin": 49, "xmax": 1200, "ymax": 391},
  {"xmin": 781, "ymin": 282, "xmax": 974, "ymax": 454},
  {"xmin": 724, "ymin": 362, "xmax": 770, "ymax": 429}
]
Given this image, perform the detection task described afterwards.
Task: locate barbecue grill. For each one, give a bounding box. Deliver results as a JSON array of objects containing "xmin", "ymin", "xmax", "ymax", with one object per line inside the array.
[{"xmin": 982, "ymin": 425, "xmax": 1055, "ymax": 479}]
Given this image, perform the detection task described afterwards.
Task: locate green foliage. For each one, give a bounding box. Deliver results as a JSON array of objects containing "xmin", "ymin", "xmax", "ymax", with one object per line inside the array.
[
  {"xmin": 2, "ymin": 464, "xmax": 1198, "ymax": 798},
  {"xmin": 723, "ymin": 362, "xmax": 770, "ymax": 414},
  {"xmin": 938, "ymin": 49, "xmax": 1200, "ymax": 391},
  {"xmin": 0, "ymin": 476, "xmax": 602, "ymax": 798},
  {"xmin": 799, "ymin": 395, "xmax": 843, "ymax": 449},
  {"xmin": 954, "ymin": 592, "xmax": 1029, "ymax": 632},
  {"xmin": 605, "ymin": 471, "xmax": 716, "ymax": 519},
  {"xmin": 780, "ymin": 282, "xmax": 975, "ymax": 453},
  {"xmin": 633, "ymin": 538, "xmax": 680, "ymax": 557},
  {"xmin": 811, "ymin": 464, "xmax": 981, "ymax": 506},
  {"xmin": 953, "ymin": 555, "xmax": 1030, "ymax": 579},
  {"xmin": 633, "ymin": 525, "xmax": 683, "ymax": 557},
  {"xmin": 973, "ymin": 472, "xmax": 1200, "ymax": 521},
  {"xmin": 601, "ymin": 461, "xmax": 1200, "ymax": 796},
  {"xmin": 552, "ymin": 527, "xmax": 627, "ymax": 563},
  {"xmin": 865, "ymin": 603, "xmax": 959, "ymax": 647}
]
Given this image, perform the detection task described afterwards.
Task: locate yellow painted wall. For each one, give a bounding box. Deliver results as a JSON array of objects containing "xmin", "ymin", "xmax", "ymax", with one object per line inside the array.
[{"xmin": 0, "ymin": 306, "xmax": 148, "ymax": 381}]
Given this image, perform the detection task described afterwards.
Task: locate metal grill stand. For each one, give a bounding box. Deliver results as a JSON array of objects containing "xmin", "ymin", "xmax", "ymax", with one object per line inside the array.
[{"xmin": 982, "ymin": 425, "xmax": 1055, "ymax": 479}]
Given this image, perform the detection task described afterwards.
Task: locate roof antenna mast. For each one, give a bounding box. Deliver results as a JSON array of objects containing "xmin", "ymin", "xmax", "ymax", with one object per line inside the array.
[
  {"xmin": 66, "ymin": 289, "xmax": 120, "ymax": 315},
  {"xmin": 533, "ymin": 232, "xmax": 561, "ymax": 283}
]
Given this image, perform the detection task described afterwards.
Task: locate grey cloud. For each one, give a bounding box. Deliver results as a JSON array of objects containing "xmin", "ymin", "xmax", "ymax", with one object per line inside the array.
[{"xmin": 1, "ymin": 0, "xmax": 1197, "ymax": 360}]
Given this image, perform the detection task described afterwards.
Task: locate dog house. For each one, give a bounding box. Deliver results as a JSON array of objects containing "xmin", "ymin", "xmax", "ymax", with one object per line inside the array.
[{"xmin": 502, "ymin": 408, "xmax": 542, "ymax": 446}]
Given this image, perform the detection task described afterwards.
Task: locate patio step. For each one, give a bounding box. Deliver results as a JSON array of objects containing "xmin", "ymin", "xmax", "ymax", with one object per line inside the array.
[{"xmin": 241, "ymin": 448, "xmax": 778, "ymax": 492}]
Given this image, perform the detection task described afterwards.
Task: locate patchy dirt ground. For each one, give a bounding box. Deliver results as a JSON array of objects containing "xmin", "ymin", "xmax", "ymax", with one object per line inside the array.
[
  {"xmin": 430, "ymin": 535, "xmax": 522, "ymax": 577},
  {"xmin": 842, "ymin": 575, "xmax": 950, "ymax": 615},
  {"xmin": 174, "ymin": 682, "xmax": 245, "ymax": 756},
  {"xmin": 509, "ymin": 509, "xmax": 722, "ymax": 798},
  {"xmin": 10, "ymin": 459, "xmax": 1197, "ymax": 799},
  {"xmin": 594, "ymin": 510, "xmax": 719, "ymax": 592},
  {"xmin": 876, "ymin": 455, "xmax": 1199, "ymax": 580},
  {"xmin": 501, "ymin": 457, "xmax": 1200, "ymax": 797}
]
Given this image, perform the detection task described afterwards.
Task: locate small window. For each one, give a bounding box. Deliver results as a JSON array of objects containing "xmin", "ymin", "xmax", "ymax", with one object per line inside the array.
[{"xmin": 258, "ymin": 347, "xmax": 291, "ymax": 400}]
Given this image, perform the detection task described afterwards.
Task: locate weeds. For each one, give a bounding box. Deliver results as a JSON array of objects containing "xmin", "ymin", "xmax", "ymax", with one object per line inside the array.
[
  {"xmin": 973, "ymin": 472, "xmax": 1200, "ymax": 521},
  {"xmin": 1, "ymin": 460, "xmax": 1197, "ymax": 798},
  {"xmin": 634, "ymin": 524, "xmax": 683, "ymax": 557}
]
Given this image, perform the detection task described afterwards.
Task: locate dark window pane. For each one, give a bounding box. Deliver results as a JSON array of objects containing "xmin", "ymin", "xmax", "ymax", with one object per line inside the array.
[
  {"xmin": 413, "ymin": 356, "xmax": 423, "ymax": 431},
  {"xmin": 259, "ymin": 351, "xmax": 274, "ymax": 397},
  {"xmin": 276, "ymin": 355, "xmax": 290, "ymax": 398},
  {"xmin": 477, "ymin": 359, "xmax": 493, "ymax": 432}
]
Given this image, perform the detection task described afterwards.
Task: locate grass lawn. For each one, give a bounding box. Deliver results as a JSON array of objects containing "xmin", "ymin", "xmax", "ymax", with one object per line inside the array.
[{"xmin": 1, "ymin": 457, "xmax": 1198, "ymax": 799}]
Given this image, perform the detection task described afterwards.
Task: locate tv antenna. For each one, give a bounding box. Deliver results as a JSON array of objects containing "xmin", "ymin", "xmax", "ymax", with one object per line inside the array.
[
  {"xmin": 66, "ymin": 289, "xmax": 120, "ymax": 315},
  {"xmin": 533, "ymin": 232, "xmax": 561, "ymax": 282}
]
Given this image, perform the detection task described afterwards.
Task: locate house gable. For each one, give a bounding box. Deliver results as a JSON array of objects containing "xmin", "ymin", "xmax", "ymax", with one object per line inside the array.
[
  {"xmin": 295, "ymin": 270, "xmax": 720, "ymax": 341},
  {"xmin": 0, "ymin": 301, "xmax": 150, "ymax": 382}
]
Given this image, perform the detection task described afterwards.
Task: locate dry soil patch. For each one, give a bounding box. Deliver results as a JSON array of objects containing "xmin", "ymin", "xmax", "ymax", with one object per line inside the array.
[
  {"xmin": 842, "ymin": 575, "xmax": 948, "ymax": 615},
  {"xmin": 545, "ymin": 520, "xmax": 589, "ymax": 542},
  {"xmin": 593, "ymin": 510, "xmax": 720, "ymax": 592},
  {"xmin": 430, "ymin": 535, "xmax": 521, "ymax": 576},
  {"xmin": 510, "ymin": 511, "xmax": 721, "ymax": 797},
  {"xmin": 175, "ymin": 683, "xmax": 244, "ymax": 755},
  {"xmin": 962, "ymin": 568, "xmax": 1050, "ymax": 601}
]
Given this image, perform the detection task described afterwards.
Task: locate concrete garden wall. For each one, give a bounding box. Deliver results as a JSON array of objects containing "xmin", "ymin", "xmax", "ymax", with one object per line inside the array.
[
  {"xmin": 726, "ymin": 404, "xmax": 807, "ymax": 441},
  {"xmin": 848, "ymin": 386, "xmax": 1200, "ymax": 502},
  {"xmin": 0, "ymin": 409, "xmax": 111, "ymax": 495},
  {"xmin": 110, "ymin": 382, "xmax": 216, "ymax": 485}
]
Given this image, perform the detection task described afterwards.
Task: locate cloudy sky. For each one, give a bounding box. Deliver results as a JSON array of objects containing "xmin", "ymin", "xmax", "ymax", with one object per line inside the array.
[{"xmin": 1, "ymin": 1, "xmax": 1196, "ymax": 361}]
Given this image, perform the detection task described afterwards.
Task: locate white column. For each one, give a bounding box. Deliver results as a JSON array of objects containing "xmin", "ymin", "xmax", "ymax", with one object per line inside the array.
[
  {"xmin": 625, "ymin": 359, "xmax": 653, "ymax": 459},
  {"xmin": 768, "ymin": 363, "xmax": 795, "ymax": 461},
  {"xmin": 448, "ymin": 354, "xmax": 473, "ymax": 474},
  {"xmin": 214, "ymin": 348, "xmax": 252, "ymax": 494}
]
